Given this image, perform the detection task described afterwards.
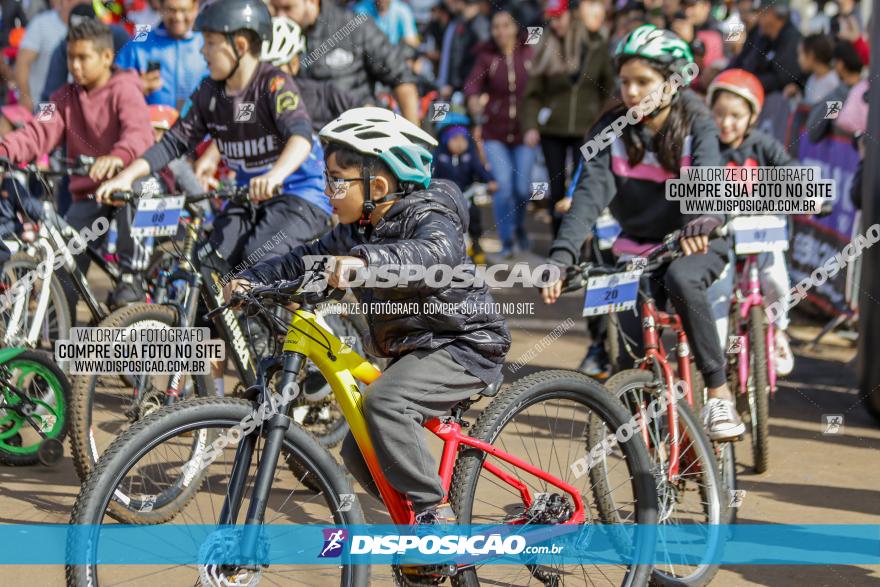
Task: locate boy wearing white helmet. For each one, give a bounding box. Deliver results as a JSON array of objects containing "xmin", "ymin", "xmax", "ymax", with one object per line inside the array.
[
  {"xmin": 262, "ymin": 16, "xmax": 359, "ymax": 130},
  {"xmin": 225, "ymin": 106, "xmax": 511, "ymax": 534}
]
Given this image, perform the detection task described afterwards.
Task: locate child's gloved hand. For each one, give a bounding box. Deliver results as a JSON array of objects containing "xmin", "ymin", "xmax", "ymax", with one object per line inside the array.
[
  {"xmin": 487, "ymin": 181, "xmax": 498, "ymax": 194},
  {"xmin": 328, "ymin": 256, "xmax": 366, "ymax": 289}
]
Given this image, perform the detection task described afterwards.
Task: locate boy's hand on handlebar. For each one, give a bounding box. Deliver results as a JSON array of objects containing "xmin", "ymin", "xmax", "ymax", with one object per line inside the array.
[
  {"xmin": 89, "ymin": 156, "xmax": 124, "ymax": 182},
  {"xmin": 328, "ymin": 256, "xmax": 366, "ymax": 289},
  {"xmin": 223, "ymin": 278, "xmax": 252, "ymax": 308},
  {"xmin": 95, "ymin": 174, "xmax": 134, "ymax": 206},
  {"xmin": 249, "ymin": 172, "xmax": 284, "ymax": 202}
]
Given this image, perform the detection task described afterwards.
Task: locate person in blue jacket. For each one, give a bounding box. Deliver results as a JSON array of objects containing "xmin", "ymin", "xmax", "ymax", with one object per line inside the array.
[
  {"xmin": 115, "ymin": 0, "xmax": 208, "ymax": 110},
  {"xmin": 432, "ymin": 113, "xmax": 495, "ymax": 263}
]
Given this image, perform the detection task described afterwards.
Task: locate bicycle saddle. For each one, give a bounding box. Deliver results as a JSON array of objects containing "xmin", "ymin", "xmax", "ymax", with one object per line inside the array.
[{"xmin": 611, "ymin": 237, "xmax": 663, "ymax": 260}]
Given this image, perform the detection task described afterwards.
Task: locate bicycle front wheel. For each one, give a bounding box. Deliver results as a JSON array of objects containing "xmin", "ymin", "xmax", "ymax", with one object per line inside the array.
[
  {"xmin": 596, "ymin": 369, "xmax": 724, "ymax": 587},
  {"xmin": 66, "ymin": 397, "xmax": 368, "ymax": 587},
  {"xmin": 747, "ymin": 306, "xmax": 770, "ymax": 473},
  {"xmin": 69, "ymin": 303, "xmax": 212, "ymax": 483},
  {"xmin": 449, "ymin": 369, "xmax": 658, "ymax": 587}
]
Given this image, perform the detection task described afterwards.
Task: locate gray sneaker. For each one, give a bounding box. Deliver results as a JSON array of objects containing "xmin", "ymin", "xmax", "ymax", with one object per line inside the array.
[{"xmin": 701, "ymin": 398, "xmax": 745, "ymax": 441}]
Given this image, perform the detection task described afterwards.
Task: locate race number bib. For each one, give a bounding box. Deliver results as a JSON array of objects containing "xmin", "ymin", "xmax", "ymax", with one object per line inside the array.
[
  {"xmin": 732, "ymin": 216, "xmax": 788, "ymax": 255},
  {"xmin": 131, "ymin": 197, "xmax": 184, "ymax": 237},
  {"xmin": 583, "ymin": 271, "xmax": 639, "ymax": 317}
]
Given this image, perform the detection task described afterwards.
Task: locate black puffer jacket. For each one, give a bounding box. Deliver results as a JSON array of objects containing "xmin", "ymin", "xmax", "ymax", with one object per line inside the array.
[
  {"xmin": 298, "ymin": 0, "xmax": 418, "ymax": 106},
  {"xmin": 239, "ymin": 180, "xmax": 511, "ymax": 384}
]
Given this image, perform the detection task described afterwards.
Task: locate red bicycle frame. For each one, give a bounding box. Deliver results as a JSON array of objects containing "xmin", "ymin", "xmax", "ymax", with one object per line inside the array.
[
  {"xmin": 368, "ymin": 415, "xmax": 589, "ymax": 525},
  {"xmin": 633, "ymin": 296, "xmax": 697, "ymax": 483}
]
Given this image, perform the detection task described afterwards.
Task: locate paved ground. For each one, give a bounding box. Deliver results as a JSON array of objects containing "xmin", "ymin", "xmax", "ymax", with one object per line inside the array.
[{"xmin": 3, "ymin": 212, "xmax": 880, "ymax": 586}]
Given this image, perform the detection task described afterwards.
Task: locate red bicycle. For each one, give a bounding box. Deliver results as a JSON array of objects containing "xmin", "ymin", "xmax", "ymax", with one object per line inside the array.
[{"xmin": 561, "ymin": 229, "xmax": 729, "ymax": 587}]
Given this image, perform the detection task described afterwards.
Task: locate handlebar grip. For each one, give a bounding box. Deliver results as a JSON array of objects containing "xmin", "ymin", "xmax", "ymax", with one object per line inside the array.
[
  {"xmin": 109, "ymin": 191, "xmax": 133, "ymax": 204},
  {"xmin": 710, "ymin": 225, "xmax": 729, "ymax": 239}
]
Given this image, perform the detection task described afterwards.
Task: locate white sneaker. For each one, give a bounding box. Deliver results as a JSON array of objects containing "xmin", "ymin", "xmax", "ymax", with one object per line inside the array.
[
  {"xmin": 774, "ymin": 330, "xmax": 794, "ymax": 376},
  {"xmin": 701, "ymin": 398, "xmax": 745, "ymax": 441}
]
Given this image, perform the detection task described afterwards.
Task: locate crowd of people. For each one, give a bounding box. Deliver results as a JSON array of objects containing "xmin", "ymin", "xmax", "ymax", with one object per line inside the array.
[{"xmin": 0, "ymin": 0, "xmax": 873, "ymax": 530}]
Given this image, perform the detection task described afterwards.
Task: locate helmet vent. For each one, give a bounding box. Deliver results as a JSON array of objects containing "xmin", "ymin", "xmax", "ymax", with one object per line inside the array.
[
  {"xmin": 401, "ymin": 132, "xmax": 431, "ymax": 148},
  {"xmin": 356, "ymin": 131, "xmax": 390, "ymax": 140}
]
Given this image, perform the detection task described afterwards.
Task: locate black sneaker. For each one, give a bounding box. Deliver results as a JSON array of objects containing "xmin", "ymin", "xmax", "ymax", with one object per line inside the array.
[
  {"xmin": 395, "ymin": 505, "xmax": 458, "ymax": 583},
  {"xmin": 109, "ymin": 274, "xmax": 146, "ymax": 309},
  {"xmin": 577, "ymin": 343, "xmax": 610, "ymax": 379}
]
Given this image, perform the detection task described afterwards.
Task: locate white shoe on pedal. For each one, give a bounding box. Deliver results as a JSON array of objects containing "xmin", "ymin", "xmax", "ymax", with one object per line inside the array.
[
  {"xmin": 701, "ymin": 398, "xmax": 745, "ymax": 441},
  {"xmin": 774, "ymin": 330, "xmax": 794, "ymax": 376}
]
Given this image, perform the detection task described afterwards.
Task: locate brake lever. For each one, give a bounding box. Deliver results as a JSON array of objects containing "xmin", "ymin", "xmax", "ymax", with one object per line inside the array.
[{"xmin": 204, "ymin": 290, "xmax": 250, "ymax": 320}]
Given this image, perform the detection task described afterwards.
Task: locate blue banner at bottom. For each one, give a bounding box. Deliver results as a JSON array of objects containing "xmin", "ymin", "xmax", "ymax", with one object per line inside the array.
[{"xmin": 3, "ymin": 524, "xmax": 879, "ymax": 565}]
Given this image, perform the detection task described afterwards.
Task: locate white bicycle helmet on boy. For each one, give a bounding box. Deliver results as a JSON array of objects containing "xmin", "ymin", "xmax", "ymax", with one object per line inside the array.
[
  {"xmin": 261, "ymin": 17, "xmax": 305, "ymax": 66},
  {"xmin": 319, "ymin": 107, "xmax": 437, "ymax": 190}
]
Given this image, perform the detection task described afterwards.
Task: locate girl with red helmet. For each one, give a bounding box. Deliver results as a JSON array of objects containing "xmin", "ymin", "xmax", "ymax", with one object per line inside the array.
[{"xmin": 707, "ymin": 68, "xmax": 796, "ymax": 376}]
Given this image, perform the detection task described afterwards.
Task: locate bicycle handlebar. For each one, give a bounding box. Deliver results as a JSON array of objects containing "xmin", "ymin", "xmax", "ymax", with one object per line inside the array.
[
  {"xmin": 559, "ymin": 225, "xmax": 728, "ymax": 294},
  {"xmin": 106, "ymin": 184, "xmax": 285, "ymax": 208},
  {"xmin": 205, "ymin": 279, "xmax": 346, "ymax": 322},
  {"xmin": 0, "ymin": 154, "xmax": 94, "ymax": 178}
]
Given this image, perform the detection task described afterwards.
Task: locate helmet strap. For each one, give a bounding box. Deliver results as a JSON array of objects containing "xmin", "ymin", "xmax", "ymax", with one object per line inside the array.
[
  {"xmin": 358, "ymin": 164, "xmax": 400, "ymax": 236},
  {"xmin": 223, "ymin": 33, "xmax": 242, "ymax": 83},
  {"xmin": 643, "ymin": 88, "xmax": 680, "ymax": 120}
]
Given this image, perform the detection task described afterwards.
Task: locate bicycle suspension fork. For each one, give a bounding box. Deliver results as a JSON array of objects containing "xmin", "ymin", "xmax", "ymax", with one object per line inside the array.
[{"xmin": 220, "ymin": 351, "xmax": 305, "ymax": 558}]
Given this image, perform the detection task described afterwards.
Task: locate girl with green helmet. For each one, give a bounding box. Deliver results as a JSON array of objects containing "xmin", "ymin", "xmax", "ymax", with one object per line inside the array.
[{"xmin": 543, "ymin": 24, "xmax": 745, "ymax": 448}]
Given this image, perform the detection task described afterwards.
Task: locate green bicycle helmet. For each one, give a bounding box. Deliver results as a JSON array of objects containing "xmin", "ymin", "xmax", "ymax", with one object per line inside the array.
[{"xmin": 614, "ymin": 24, "xmax": 695, "ymax": 76}]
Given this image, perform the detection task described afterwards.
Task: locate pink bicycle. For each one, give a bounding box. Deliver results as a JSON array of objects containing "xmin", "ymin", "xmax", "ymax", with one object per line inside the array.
[{"xmin": 725, "ymin": 216, "xmax": 787, "ymax": 474}]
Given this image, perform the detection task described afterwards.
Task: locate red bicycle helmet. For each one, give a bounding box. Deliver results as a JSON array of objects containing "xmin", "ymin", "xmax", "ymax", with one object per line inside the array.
[
  {"xmin": 707, "ymin": 69, "xmax": 765, "ymax": 116},
  {"xmin": 149, "ymin": 105, "xmax": 179, "ymax": 131}
]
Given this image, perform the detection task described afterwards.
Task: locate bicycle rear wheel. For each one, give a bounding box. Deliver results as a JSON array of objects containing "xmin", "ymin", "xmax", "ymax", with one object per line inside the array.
[
  {"xmin": 0, "ymin": 350, "xmax": 71, "ymax": 465},
  {"xmin": 449, "ymin": 369, "xmax": 658, "ymax": 587},
  {"xmin": 595, "ymin": 369, "xmax": 723, "ymax": 587},
  {"xmin": 66, "ymin": 397, "xmax": 368, "ymax": 587},
  {"xmin": 0, "ymin": 252, "xmax": 72, "ymax": 348}
]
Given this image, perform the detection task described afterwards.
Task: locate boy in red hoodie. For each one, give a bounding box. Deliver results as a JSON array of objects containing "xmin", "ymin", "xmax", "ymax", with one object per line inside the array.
[{"xmin": 0, "ymin": 18, "xmax": 154, "ymax": 308}]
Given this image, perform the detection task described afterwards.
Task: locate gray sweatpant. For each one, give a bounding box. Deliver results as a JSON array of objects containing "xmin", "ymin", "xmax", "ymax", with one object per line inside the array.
[{"xmin": 340, "ymin": 347, "xmax": 485, "ymax": 513}]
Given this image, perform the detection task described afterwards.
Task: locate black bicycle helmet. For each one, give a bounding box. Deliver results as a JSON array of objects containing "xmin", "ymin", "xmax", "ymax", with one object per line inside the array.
[
  {"xmin": 194, "ymin": 0, "xmax": 273, "ymax": 40},
  {"xmin": 195, "ymin": 0, "xmax": 273, "ymax": 80}
]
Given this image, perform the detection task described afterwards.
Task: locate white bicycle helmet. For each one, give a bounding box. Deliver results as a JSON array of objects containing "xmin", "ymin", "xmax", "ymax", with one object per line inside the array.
[
  {"xmin": 261, "ymin": 16, "xmax": 305, "ymax": 66},
  {"xmin": 319, "ymin": 107, "xmax": 438, "ymax": 189}
]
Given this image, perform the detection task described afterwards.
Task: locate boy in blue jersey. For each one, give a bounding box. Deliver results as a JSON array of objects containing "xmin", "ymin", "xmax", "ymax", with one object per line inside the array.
[{"xmin": 97, "ymin": 0, "xmax": 331, "ymax": 267}]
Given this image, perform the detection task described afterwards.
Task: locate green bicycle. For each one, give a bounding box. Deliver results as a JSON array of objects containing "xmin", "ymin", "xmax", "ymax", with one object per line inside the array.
[{"xmin": 0, "ymin": 348, "xmax": 71, "ymax": 466}]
